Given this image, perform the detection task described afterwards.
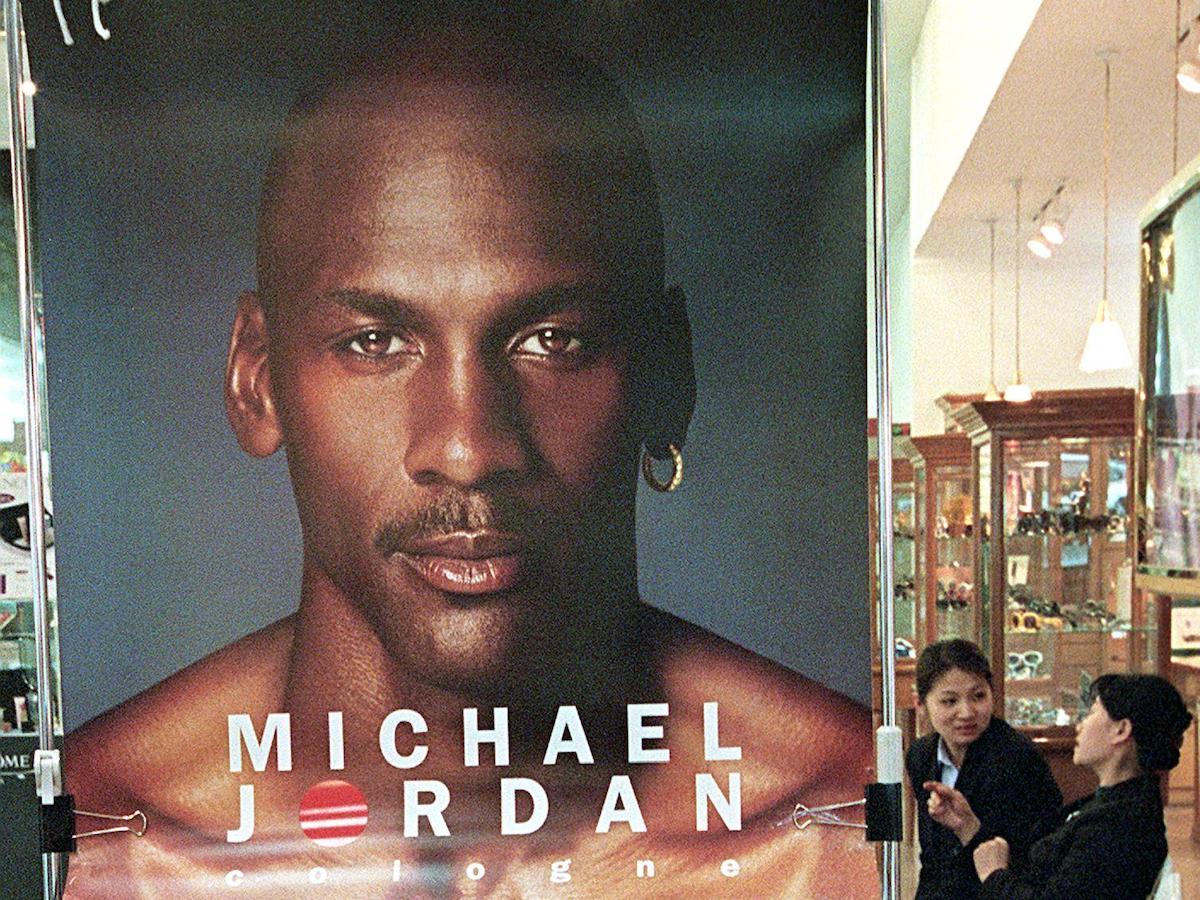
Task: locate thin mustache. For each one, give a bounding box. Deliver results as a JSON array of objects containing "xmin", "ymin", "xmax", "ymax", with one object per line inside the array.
[{"xmin": 373, "ymin": 491, "xmax": 537, "ymax": 554}]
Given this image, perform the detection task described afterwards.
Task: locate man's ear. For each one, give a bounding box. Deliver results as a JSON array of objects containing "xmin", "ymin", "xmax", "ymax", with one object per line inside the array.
[
  {"xmin": 225, "ymin": 291, "xmax": 283, "ymax": 458},
  {"xmin": 639, "ymin": 284, "xmax": 696, "ymax": 459}
]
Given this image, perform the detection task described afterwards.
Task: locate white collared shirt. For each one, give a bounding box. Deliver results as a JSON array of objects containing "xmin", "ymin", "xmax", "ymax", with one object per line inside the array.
[{"xmin": 936, "ymin": 737, "xmax": 960, "ymax": 788}]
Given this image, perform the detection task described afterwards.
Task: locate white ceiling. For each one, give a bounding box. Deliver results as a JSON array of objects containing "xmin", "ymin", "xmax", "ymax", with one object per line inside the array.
[{"xmin": 916, "ymin": 0, "xmax": 1199, "ymax": 264}]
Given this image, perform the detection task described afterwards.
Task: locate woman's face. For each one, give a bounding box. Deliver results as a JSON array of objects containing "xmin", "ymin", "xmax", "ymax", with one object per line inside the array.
[
  {"xmin": 1073, "ymin": 697, "xmax": 1121, "ymax": 768},
  {"xmin": 921, "ymin": 667, "xmax": 994, "ymax": 761}
]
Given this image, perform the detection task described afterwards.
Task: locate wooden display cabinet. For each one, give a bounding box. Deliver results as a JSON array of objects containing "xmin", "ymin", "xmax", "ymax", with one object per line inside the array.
[
  {"xmin": 897, "ymin": 434, "xmax": 975, "ymax": 654},
  {"xmin": 952, "ymin": 389, "xmax": 1161, "ymax": 802},
  {"xmin": 868, "ymin": 423, "xmax": 917, "ymax": 718}
]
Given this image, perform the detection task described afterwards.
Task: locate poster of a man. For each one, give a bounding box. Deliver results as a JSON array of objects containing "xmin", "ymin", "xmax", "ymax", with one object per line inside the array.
[{"xmin": 22, "ymin": 2, "xmax": 873, "ymax": 897}]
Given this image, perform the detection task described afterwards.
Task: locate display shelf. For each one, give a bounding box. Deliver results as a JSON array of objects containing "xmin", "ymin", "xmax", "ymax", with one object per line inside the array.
[
  {"xmin": 0, "ymin": 595, "xmax": 59, "ymax": 736},
  {"xmin": 951, "ymin": 390, "xmax": 1162, "ymax": 730},
  {"xmin": 897, "ymin": 434, "xmax": 976, "ymax": 653}
]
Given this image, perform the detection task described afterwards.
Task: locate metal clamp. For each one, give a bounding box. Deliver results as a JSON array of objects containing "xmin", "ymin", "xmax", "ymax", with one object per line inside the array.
[
  {"xmin": 776, "ymin": 798, "xmax": 868, "ymax": 831},
  {"xmin": 75, "ymin": 808, "xmax": 148, "ymax": 840}
]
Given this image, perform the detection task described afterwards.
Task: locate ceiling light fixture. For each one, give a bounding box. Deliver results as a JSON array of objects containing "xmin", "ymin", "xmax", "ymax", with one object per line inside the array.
[
  {"xmin": 1079, "ymin": 54, "xmax": 1134, "ymax": 373},
  {"xmin": 1178, "ymin": 9, "xmax": 1200, "ymax": 94},
  {"xmin": 1177, "ymin": 60, "xmax": 1200, "ymax": 93},
  {"xmin": 1026, "ymin": 235, "xmax": 1053, "ymax": 259},
  {"xmin": 1005, "ymin": 178, "xmax": 1033, "ymax": 403},
  {"xmin": 1039, "ymin": 220, "xmax": 1065, "ymax": 245}
]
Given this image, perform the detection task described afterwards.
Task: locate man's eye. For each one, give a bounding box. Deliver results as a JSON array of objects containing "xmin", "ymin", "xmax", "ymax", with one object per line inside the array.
[
  {"xmin": 342, "ymin": 329, "xmax": 411, "ymax": 358},
  {"xmin": 513, "ymin": 326, "xmax": 583, "ymax": 358}
]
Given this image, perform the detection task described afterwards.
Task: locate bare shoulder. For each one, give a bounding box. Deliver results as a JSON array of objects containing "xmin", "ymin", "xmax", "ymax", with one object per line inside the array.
[
  {"xmin": 64, "ymin": 617, "xmax": 294, "ymax": 817},
  {"xmin": 656, "ymin": 613, "xmax": 874, "ymax": 806}
]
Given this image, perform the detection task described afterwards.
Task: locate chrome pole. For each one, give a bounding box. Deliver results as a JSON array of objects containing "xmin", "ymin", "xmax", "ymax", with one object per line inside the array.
[
  {"xmin": 2, "ymin": 1, "xmax": 63, "ymax": 896},
  {"xmin": 869, "ymin": 1, "xmax": 900, "ymax": 898}
]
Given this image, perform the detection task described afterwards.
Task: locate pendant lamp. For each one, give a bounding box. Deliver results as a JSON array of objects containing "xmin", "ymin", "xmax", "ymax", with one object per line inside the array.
[
  {"xmin": 1004, "ymin": 179, "xmax": 1033, "ymax": 402},
  {"xmin": 1079, "ymin": 55, "xmax": 1133, "ymax": 373}
]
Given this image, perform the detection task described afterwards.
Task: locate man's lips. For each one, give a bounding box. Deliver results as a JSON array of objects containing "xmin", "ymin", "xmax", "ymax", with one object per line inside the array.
[{"xmin": 394, "ymin": 531, "xmax": 526, "ymax": 595}]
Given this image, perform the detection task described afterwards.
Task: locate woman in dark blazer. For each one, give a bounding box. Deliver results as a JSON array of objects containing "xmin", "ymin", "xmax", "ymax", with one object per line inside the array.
[
  {"xmin": 906, "ymin": 639, "xmax": 1062, "ymax": 899},
  {"xmin": 928, "ymin": 673, "xmax": 1193, "ymax": 900}
]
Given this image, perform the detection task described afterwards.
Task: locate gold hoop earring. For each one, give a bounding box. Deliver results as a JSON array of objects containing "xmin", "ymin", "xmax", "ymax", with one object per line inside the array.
[{"xmin": 641, "ymin": 443, "xmax": 683, "ymax": 493}]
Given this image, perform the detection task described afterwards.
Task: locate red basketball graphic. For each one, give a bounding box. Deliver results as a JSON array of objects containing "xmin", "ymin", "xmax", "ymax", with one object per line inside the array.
[{"xmin": 299, "ymin": 779, "xmax": 368, "ymax": 847}]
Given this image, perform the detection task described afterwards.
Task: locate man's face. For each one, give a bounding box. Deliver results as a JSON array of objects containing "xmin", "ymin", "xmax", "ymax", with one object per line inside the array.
[{"xmin": 245, "ymin": 82, "xmax": 654, "ymax": 691}]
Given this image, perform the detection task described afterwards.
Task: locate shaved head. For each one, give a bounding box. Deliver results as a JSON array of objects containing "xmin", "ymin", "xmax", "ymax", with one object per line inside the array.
[{"xmin": 256, "ymin": 28, "xmax": 665, "ymax": 317}]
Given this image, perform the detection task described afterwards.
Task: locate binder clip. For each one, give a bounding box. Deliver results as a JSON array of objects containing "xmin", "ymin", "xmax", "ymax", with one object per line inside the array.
[
  {"xmin": 34, "ymin": 750, "xmax": 147, "ymax": 853},
  {"xmin": 779, "ymin": 798, "xmax": 868, "ymax": 831}
]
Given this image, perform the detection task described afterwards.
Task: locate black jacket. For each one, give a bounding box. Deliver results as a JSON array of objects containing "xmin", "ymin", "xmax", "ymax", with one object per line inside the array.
[
  {"xmin": 906, "ymin": 717, "xmax": 1062, "ymax": 899},
  {"xmin": 979, "ymin": 773, "xmax": 1167, "ymax": 900}
]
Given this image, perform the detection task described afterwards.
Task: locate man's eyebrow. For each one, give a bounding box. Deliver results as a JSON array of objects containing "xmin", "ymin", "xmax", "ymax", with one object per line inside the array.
[
  {"xmin": 314, "ymin": 284, "xmax": 622, "ymax": 324},
  {"xmin": 314, "ymin": 289, "xmax": 432, "ymax": 325},
  {"xmin": 498, "ymin": 284, "xmax": 620, "ymax": 321}
]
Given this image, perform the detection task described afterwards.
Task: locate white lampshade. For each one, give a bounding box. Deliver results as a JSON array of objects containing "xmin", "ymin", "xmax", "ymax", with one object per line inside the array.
[
  {"xmin": 1078, "ymin": 311, "xmax": 1133, "ymax": 372},
  {"xmin": 1003, "ymin": 380, "xmax": 1033, "ymax": 403}
]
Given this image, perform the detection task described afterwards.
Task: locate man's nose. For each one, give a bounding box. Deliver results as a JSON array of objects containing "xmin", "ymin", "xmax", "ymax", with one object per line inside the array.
[{"xmin": 403, "ymin": 350, "xmax": 531, "ymax": 488}]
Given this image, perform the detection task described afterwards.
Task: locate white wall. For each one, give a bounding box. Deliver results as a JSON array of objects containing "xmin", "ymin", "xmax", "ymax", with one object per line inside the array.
[
  {"xmin": 909, "ymin": 0, "xmax": 1042, "ymax": 249},
  {"xmin": 910, "ymin": 249, "xmax": 1137, "ymax": 435}
]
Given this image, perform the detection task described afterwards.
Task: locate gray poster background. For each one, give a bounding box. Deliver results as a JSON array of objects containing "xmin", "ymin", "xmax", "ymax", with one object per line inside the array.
[{"xmin": 24, "ymin": 0, "xmax": 869, "ymax": 730}]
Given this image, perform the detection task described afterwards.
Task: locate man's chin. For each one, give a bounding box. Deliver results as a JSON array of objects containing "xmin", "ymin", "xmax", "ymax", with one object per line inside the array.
[{"xmin": 375, "ymin": 601, "xmax": 543, "ymax": 693}]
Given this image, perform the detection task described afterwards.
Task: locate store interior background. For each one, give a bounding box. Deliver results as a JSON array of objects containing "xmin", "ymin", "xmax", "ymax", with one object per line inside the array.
[{"xmin": 878, "ymin": 0, "xmax": 1200, "ymax": 892}]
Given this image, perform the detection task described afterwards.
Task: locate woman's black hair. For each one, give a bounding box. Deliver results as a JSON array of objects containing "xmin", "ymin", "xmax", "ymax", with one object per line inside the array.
[
  {"xmin": 1091, "ymin": 674, "xmax": 1193, "ymax": 772},
  {"xmin": 915, "ymin": 639, "xmax": 992, "ymax": 701}
]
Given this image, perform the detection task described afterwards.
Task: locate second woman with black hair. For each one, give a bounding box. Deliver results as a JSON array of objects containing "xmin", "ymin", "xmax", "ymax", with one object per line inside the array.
[
  {"xmin": 907, "ymin": 639, "xmax": 1062, "ymax": 899},
  {"xmin": 929, "ymin": 673, "xmax": 1194, "ymax": 899}
]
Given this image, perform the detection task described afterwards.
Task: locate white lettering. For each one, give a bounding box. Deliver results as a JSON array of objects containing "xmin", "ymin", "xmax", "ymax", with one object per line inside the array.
[
  {"xmin": 501, "ymin": 777, "xmax": 548, "ymax": 835},
  {"xmin": 225, "ymin": 870, "xmax": 244, "ymax": 887},
  {"xmin": 464, "ymin": 707, "xmax": 510, "ymax": 767},
  {"xmin": 721, "ymin": 859, "xmax": 741, "ymax": 877},
  {"xmin": 636, "ymin": 860, "xmax": 656, "ymax": 878},
  {"xmin": 379, "ymin": 710, "xmax": 429, "ymax": 769},
  {"xmin": 227, "ymin": 714, "xmax": 292, "ymax": 773},
  {"xmin": 308, "ymin": 867, "xmax": 327, "ymax": 885},
  {"xmin": 703, "ymin": 702, "xmax": 741, "ymax": 761},
  {"xmin": 328, "ymin": 711, "xmax": 345, "ymax": 771},
  {"xmin": 696, "ymin": 772, "xmax": 742, "ymax": 831},
  {"xmin": 465, "ymin": 862, "xmax": 485, "ymax": 881},
  {"xmin": 543, "ymin": 706, "xmax": 594, "ymax": 764},
  {"xmin": 225, "ymin": 785, "xmax": 255, "ymax": 843},
  {"xmin": 550, "ymin": 859, "xmax": 572, "ymax": 883},
  {"xmin": 595, "ymin": 775, "xmax": 647, "ymax": 833},
  {"xmin": 626, "ymin": 704, "xmax": 669, "ymax": 763},
  {"xmin": 403, "ymin": 780, "xmax": 451, "ymax": 837}
]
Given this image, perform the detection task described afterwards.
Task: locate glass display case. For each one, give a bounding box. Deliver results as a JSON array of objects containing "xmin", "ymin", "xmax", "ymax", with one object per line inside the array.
[
  {"xmin": 897, "ymin": 434, "xmax": 976, "ymax": 652},
  {"xmin": 868, "ymin": 423, "xmax": 918, "ymax": 716},
  {"xmin": 0, "ymin": 75, "xmax": 64, "ymax": 894},
  {"xmin": 951, "ymin": 391, "xmax": 1159, "ymax": 737},
  {"xmin": 1137, "ymin": 159, "xmax": 1200, "ymax": 611}
]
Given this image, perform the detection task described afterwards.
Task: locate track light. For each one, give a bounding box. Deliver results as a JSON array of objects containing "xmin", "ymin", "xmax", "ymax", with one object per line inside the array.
[
  {"xmin": 1026, "ymin": 236, "xmax": 1053, "ymax": 259},
  {"xmin": 1039, "ymin": 218, "xmax": 1065, "ymax": 245},
  {"xmin": 1178, "ymin": 60, "xmax": 1200, "ymax": 93}
]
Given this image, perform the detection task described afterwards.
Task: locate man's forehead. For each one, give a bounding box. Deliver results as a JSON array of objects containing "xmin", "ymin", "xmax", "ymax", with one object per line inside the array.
[{"xmin": 257, "ymin": 45, "xmax": 664, "ymax": 308}]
